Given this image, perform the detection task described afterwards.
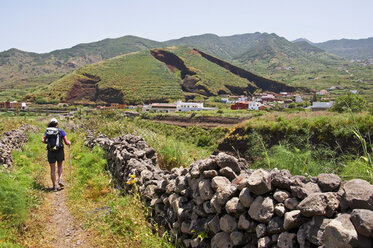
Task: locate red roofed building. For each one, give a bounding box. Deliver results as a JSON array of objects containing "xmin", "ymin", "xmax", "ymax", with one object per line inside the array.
[{"xmin": 231, "ymin": 102, "xmax": 249, "ymax": 110}]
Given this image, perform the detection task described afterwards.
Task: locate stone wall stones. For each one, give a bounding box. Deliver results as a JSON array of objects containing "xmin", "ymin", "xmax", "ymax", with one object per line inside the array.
[
  {"xmin": 85, "ymin": 134, "xmax": 373, "ymax": 248},
  {"xmin": 0, "ymin": 125, "xmax": 39, "ymax": 168}
]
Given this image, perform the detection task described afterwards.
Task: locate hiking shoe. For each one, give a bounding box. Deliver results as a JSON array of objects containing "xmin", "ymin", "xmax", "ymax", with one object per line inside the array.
[
  {"xmin": 58, "ymin": 179, "xmax": 64, "ymax": 188},
  {"xmin": 52, "ymin": 185, "xmax": 58, "ymax": 192}
]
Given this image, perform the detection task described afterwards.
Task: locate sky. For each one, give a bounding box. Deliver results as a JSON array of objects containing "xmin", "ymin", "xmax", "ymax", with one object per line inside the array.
[{"xmin": 1, "ymin": 0, "xmax": 372, "ymax": 53}]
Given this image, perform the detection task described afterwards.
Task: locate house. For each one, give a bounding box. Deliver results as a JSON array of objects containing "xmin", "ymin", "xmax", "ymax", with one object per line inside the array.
[
  {"xmin": 261, "ymin": 94, "xmax": 276, "ymax": 102},
  {"xmin": 316, "ymin": 90, "xmax": 329, "ymax": 95},
  {"xmin": 237, "ymin": 96, "xmax": 248, "ymax": 102},
  {"xmin": 248, "ymin": 101, "xmax": 262, "ymax": 110},
  {"xmin": 142, "ymin": 101, "xmax": 215, "ymax": 113},
  {"xmin": 176, "ymin": 100, "xmax": 204, "ymax": 111},
  {"xmin": 310, "ymin": 101, "xmax": 334, "ymax": 111},
  {"xmin": 295, "ymin": 96, "xmax": 303, "ymax": 103},
  {"xmin": 142, "ymin": 103, "xmax": 177, "ymax": 113},
  {"xmin": 221, "ymin": 98, "xmax": 235, "ymax": 104},
  {"xmin": 231, "ymin": 102, "xmax": 249, "ymax": 110},
  {"xmin": 110, "ymin": 103, "xmax": 127, "ymax": 109}
]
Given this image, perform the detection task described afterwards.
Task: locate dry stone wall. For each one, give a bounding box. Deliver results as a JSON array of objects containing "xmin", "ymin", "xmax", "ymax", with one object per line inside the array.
[
  {"xmin": 0, "ymin": 125, "xmax": 39, "ymax": 168},
  {"xmin": 85, "ymin": 134, "xmax": 373, "ymax": 248}
]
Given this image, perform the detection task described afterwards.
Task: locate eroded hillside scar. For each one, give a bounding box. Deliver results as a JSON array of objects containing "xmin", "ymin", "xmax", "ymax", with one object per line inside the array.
[
  {"xmin": 65, "ymin": 73, "xmax": 101, "ymax": 103},
  {"xmin": 150, "ymin": 49, "xmax": 213, "ymax": 96},
  {"xmin": 150, "ymin": 49, "xmax": 195, "ymax": 78},
  {"xmin": 65, "ymin": 73, "xmax": 124, "ymax": 104},
  {"xmin": 193, "ymin": 48, "xmax": 299, "ymax": 93}
]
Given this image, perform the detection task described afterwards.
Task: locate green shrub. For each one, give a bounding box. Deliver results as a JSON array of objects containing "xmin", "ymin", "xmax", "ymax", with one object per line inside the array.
[
  {"xmin": 331, "ymin": 93, "xmax": 367, "ymax": 113},
  {"xmin": 197, "ymin": 135, "xmax": 210, "ymax": 147}
]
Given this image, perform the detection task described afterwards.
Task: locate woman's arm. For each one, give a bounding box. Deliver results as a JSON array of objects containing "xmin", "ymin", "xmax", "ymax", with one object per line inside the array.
[
  {"xmin": 42, "ymin": 136, "xmax": 46, "ymax": 144},
  {"xmin": 63, "ymin": 136, "xmax": 71, "ymax": 146}
]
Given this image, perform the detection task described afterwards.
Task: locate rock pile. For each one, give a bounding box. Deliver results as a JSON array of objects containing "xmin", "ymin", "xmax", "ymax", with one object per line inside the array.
[
  {"xmin": 85, "ymin": 134, "xmax": 373, "ymax": 248},
  {"xmin": 0, "ymin": 125, "xmax": 39, "ymax": 168}
]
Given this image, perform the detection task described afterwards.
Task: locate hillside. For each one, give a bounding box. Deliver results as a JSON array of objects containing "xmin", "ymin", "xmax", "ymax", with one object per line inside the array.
[
  {"xmin": 2, "ymin": 32, "xmax": 373, "ymax": 102},
  {"xmin": 0, "ymin": 36, "xmax": 162, "ymax": 99},
  {"xmin": 314, "ymin": 37, "xmax": 373, "ymax": 60},
  {"xmin": 0, "ymin": 33, "xmax": 340, "ymax": 90},
  {"xmin": 29, "ymin": 47, "xmax": 297, "ymax": 104}
]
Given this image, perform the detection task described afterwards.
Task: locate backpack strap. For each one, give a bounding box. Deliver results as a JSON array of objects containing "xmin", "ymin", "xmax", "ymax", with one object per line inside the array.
[{"xmin": 56, "ymin": 128, "xmax": 61, "ymax": 148}]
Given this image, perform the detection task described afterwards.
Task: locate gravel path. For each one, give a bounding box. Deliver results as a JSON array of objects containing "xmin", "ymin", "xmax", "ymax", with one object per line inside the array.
[{"xmin": 42, "ymin": 187, "xmax": 92, "ymax": 248}]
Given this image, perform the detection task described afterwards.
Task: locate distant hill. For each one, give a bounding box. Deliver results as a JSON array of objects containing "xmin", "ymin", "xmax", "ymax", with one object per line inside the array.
[
  {"xmin": 2, "ymin": 32, "xmax": 373, "ymax": 102},
  {"xmin": 0, "ymin": 36, "xmax": 162, "ymax": 94},
  {"xmin": 313, "ymin": 37, "xmax": 373, "ymax": 60},
  {"xmin": 29, "ymin": 47, "xmax": 297, "ymax": 104},
  {"xmin": 292, "ymin": 38, "xmax": 314, "ymax": 44}
]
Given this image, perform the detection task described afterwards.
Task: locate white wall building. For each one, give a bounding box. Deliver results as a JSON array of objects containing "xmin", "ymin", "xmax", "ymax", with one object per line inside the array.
[
  {"xmin": 248, "ymin": 101, "xmax": 262, "ymax": 110},
  {"xmin": 237, "ymin": 97, "xmax": 248, "ymax": 102},
  {"xmin": 295, "ymin": 96, "xmax": 303, "ymax": 103},
  {"xmin": 176, "ymin": 100, "xmax": 204, "ymax": 111},
  {"xmin": 142, "ymin": 100, "xmax": 217, "ymax": 113}
]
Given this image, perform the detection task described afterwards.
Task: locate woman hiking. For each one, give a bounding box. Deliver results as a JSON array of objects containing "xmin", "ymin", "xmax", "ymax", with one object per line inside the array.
[{"xmin": 42, "ymin": 118, "xmax": 71, "ymax": 191}]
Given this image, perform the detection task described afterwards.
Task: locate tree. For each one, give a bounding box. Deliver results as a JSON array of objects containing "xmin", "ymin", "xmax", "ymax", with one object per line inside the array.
[{"xmin": 331, "ymin": 93, "xmax": 367, "ymax": 113}]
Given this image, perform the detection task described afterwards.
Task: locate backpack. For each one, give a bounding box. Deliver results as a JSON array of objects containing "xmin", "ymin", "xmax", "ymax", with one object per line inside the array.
[{"xmin": 45, "ymin": 127, "xmax": 63, "ymax": 151}]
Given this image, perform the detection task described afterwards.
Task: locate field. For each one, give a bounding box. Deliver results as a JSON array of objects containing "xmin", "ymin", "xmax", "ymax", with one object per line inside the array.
[{"xmin": 1, "ymin": 108, "xmax": 372, "ymax": 247}]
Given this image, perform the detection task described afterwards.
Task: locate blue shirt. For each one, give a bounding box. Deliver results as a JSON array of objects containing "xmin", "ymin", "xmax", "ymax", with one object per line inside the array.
[{"xmin": 44, "ymin": 129, "xmax": 66, "ymax": 139}]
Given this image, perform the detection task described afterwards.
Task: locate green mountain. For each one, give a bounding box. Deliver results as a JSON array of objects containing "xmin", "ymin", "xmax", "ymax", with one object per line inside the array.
[
  {"xmin": 313, "ymin": 37, "xmax": 373, "ymax": 60},
  {"xmin": 0, "ymin": 36, "xmax": 162, "ymax": 97},
  {"xmin": 29, "ymin": 47, "xmax": 296, "ymax": 104},
  {"xmin": 2, "ymin": 32, "xmax": 373, "ymax": 102}
]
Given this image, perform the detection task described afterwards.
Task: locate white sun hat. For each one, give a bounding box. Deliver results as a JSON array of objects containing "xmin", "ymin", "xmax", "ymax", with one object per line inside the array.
[{"xmin": 50, "ymin": 118, "xmax": 58, "ymax": 124}]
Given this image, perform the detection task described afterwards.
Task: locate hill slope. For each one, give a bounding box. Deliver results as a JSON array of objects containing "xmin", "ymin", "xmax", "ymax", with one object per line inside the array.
[
  {"xmin": 30, "ymin": 47, "xmax": 297, "ymax": 104},
  {"xmin": 0, "ymin": 33, "xmax": 342, "ymax": 90},
  {"xmin": 2, "ymin": 32, "xmax": 373, "ymax": 102},
  {"xmin": 313, "ymin": 37, "xmax": 373, "ymax": 60},
  {"xmin": 0, "ymin": 36, "xmax": 162, "ymax": 94}
]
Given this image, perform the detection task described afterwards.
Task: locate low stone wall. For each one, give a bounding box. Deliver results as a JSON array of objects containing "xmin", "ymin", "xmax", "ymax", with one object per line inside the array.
[
  {"xmin": 0, "ymin": 125, "xmax": 39, "ymax": 168},
  {"xmin": 85, "ymin": 134, "xmax": 373, "ymax": 248}
]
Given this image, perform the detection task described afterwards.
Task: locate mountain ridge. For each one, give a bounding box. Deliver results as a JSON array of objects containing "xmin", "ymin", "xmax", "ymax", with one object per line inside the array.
[{"xmin": 1, "ymin": 32, "xmax": 373, "ymax": 102}]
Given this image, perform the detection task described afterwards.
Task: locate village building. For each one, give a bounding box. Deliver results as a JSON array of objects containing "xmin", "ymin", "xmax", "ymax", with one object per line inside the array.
[
  {"xmin": 231, "ymin": 102, "xmax": 249, "ymax": 110},
  {"xmin": 142, "ymin": 100, "xmax": 216, "ymax": 113},
  {"xmin": 110, "ymin": 103, "xmax": 127, "ymax": 109},
  {"xmin": 295, "ymin": 96, "xmax": 304, "ymax": 103},
  {"xmin": 248, "ymin": 101, "xmax": 262, "ymax": 110},
  {"xmin": 0, "ymin": 101, "xmax": 26, "ymax": 109},
  {"xmin": 316, "ymin": 90, "xmax": 330, "ymax": 95},
  {"xmin": 142, "ymin": 103, "xmax": 177, "ymax": 113},
  {"xmin": 310, "ymin": 101, "xmax": 334, "ymax": 111},
  {"xmin": 261, "ymin": 94, "xmax": 276, "ymax": 102}
]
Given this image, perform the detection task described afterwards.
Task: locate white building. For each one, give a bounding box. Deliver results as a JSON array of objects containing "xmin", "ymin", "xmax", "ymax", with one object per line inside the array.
[
  {"xmin": 142, "ymin": 100, "xmax": 217, "ymax": 113},
  {"xmin": 237, "ymin": 97, "xmax": 248, "ymax": 102},
  {"xmin": 221, "ymin": 98, "xmax": 235, "ymax": 104},
  {"xmin": 248, "ymin": 101, "xmax": 262, "ymax": 110},
  {"xmin": 142, "ymin": 103, "xmax": 177, "ymax": 113},
  {"xmin": 295, "ymin": 96, "xmax": 303, "ymax": 103},
  {"xmin": 176, "ymin": 100, "xmax": 204, "ymax": 111}
]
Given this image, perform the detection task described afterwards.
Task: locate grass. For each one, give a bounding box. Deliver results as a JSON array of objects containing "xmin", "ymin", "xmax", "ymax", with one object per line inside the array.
[
  {"xmin": 169, "ymin": 47, "xmax": 255, "ymax": 95},
  {"xmin": 66, "ymin": 132, "xmax": 177, "ymax": 247},
  {"xmin": 81, "ymin": 112, "xmax": 229, "ymax": 169},
  {"xmin": 223, "ymin": 111, "xmax": 373, "ymax": 182},
  {"xmin": 37, "ymin": 50, "xmax": 184, "ymax": 104},
  {"xmin": 0, "ymin": 132, "xmax": 46, "ymax": 247}
]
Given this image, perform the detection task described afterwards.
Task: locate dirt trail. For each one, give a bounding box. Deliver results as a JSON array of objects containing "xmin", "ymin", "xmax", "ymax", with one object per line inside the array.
[
  {"xmin": 22, "ymin": 157, "xmax": 93, "ymax": 248},
  {"xmin": 41, "ymin": 186, "xmax": 92, "ymax": 248}
]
